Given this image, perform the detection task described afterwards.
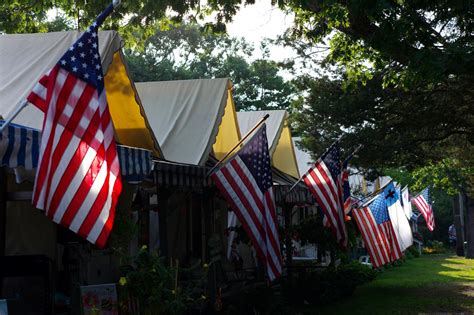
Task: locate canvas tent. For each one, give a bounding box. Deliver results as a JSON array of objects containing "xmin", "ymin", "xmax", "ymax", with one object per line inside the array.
[
  {"xmin": 237, "ymin": 110, "xmax": 300, "ymax": 179},
  {"xmin": 136, "ymin": 78, "xmax": 241, "ymax": 166},
  {"xmin": 0, "ymin": 30, "xmax": 161, "ymax": 156}
]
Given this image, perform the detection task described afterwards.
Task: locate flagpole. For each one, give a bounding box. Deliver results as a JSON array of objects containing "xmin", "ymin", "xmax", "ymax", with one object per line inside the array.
[
  {"xmin": 207, "ymin": 113, "xmax": 270, "ymax": 176},
  {"xmin": 288, "ymin": 134, "xmax": 348, "ymax": 193},
  {"xmin": 0, "ymin": 99, "xmax": 29, "ymax": 133}
]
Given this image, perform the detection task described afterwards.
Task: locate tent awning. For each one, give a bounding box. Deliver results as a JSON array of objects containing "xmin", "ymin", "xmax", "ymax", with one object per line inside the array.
[
  {"xmin": 0, "ymin": 30, "xmax": 161, "ymax": 157},
  {"xmin": 136, "ymin": 78, "xmax": 241, "ymax": 166},
  {"xmin": 0, "ymin": 121, "xmax": 153, "ymax": 184}
]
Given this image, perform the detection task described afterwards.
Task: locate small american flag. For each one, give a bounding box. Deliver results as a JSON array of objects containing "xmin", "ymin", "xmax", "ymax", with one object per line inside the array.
[
  {"xmin": 352, "ymin": 194, "xmax": 402, "ymax": 268},
  {"xmin": 27, "ymin": 4, "xmax": 121, "ymax": 248},
  {"xmin": 412, "ymin": 187, "xmax": 435, "ymax": 231},
  {"xmin": 302, "ymin": 142, "xmax": 348, "ymax": 247},
  {"xmin": 211, "ymin": 124, "xmax": 282, "ymax": 281}
]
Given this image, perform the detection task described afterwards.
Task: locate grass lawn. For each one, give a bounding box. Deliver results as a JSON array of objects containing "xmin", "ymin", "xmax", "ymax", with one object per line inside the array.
[{"xmin": 315, "ymin": 254, "xmax": 474, "ymax": 314}]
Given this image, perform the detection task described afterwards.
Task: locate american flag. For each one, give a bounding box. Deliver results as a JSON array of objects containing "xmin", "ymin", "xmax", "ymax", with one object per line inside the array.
[
  {"xmin": 412, "ymin": 187, "xmax": 435, "ymax": 231},
  {"xmin": 211, "ymin": 124, "xmax": 282, "ymax": 281},
  {"xmin": 26, "ymin": 4, "xmax": 122, "ymax": 248},
  {"xmin": 352, "ymin": 194, "xmax": 402, "ymax": 268},
  {"xmin": 302, "ymin": 142, "xmax": 348, "ymax": 247}
]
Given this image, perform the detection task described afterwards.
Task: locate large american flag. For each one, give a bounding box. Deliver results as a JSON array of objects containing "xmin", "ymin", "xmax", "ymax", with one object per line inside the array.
[
  {"xmin": 26, "ymin": 4, "xmax": 122, "ymax": 248},
  {"xmin": 352, "ymin": 194, "xmax": 402, "ymax": 268},
  {"xmin": 211, "ymin": 125, "xmax": 282, "ymax": 281},
  {"xmin": 412, "ymin": 187, "xmax": 435, "ymax": 231},
  {"xmin": 302, "ymin": 142, "xmax": 348, "ymax": 247}
]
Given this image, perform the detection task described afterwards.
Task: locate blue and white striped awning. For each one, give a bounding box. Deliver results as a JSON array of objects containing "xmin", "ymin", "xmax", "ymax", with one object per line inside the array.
[
  {"xmin": 116, "ymin": 144, "xmax": 153, "ymax": 184},
  {"xmin": 0, "ymin": 120, "xmax": 153, "ymax": 183},
  {"xmin": 0, "ymin": 121, "xmax": 40, "ymax": 170}
]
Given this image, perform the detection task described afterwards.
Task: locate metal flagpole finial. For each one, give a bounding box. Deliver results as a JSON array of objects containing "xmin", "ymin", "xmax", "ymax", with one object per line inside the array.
[{"xmin": 113, "ymin": 0, "xmax": 121, "ymax": 8}]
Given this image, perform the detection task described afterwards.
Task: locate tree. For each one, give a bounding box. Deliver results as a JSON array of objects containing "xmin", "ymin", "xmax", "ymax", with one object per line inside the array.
[{"xmin": 124, "ymin": 23, "xmax": 295, "ymax": 111}]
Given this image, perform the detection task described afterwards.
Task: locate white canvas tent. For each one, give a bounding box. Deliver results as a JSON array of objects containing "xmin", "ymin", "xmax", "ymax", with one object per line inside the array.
[{"xmin": 135, "ymin": 78, "xmax": 241, "ymax": 166}]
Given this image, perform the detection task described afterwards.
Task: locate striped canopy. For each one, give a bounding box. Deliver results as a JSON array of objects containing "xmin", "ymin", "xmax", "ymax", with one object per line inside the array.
[{"xmin": 0, "ymin": 120, "xmax": 152, "ymax": 184}]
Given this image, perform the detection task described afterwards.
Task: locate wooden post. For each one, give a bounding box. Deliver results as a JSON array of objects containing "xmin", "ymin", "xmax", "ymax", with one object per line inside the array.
[
  {"xmin": 157, "ymin": 187, "xmax": 170, "ymax": 259},
  {"xmin": 0, "ymin": 167, "xmax": 6, "ymax": 257}
]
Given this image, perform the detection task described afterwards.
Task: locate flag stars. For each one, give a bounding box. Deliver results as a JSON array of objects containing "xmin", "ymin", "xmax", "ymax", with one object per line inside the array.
[
  {"xmin": 78, "ymin": 41, "xmax": 83, "ymax": 47},
  {"xmin": 60, "ymin": 60, "xmax": 66, "ymax": 65},
  {"xmin": 92, "ymin": 43, "xmax": 98, "ymax": 49},
  {"xmin": 72, "ymin": 66, "xmax": 78, "ymax": 72},
  {"xmin": 71, "ymin": 56, "xmax": 76, "ymax": 62},
  {"xmin": 80, "ymin": 52, "xmax": 86, "ymax": 58}
]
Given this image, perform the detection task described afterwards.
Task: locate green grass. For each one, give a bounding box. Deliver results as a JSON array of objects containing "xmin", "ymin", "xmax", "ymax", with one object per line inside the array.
[{"xmin": 314, "ymin": 254, "xmax": 474, "ymax": 314}]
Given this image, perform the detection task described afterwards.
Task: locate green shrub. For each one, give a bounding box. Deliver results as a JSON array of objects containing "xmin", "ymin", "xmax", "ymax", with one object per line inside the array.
[
  {"xmin": 423, "ymin": 240, "xmax": 446, "ymax": 254},
  {"xmin": 405, "ymin": 245, "xmax": 421, "ymax": 259},
  {"xmin": 118, "ymin": 247, "xmax": 208, "ymax": 315},
  {"xmin": 292, "ymin": 261, "xmax": 377, "ymax": 305}
]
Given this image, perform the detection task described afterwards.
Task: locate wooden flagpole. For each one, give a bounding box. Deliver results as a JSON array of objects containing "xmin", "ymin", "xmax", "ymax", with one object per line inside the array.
[{"xmin": 206, "ymin": 113, "xmax": 270, "ymax": 176}]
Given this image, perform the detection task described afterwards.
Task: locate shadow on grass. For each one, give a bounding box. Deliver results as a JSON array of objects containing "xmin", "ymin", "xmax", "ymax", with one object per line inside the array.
[{"xmin": 311, "ymin": 255, "xmax": 474, "ymax": 315}]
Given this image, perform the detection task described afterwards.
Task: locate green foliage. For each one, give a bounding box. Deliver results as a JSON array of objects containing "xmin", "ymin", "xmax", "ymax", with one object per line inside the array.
[
  {"xmin": 423, "ymin": 240, "xmax": 447, "ymax": 255},
  {"xmin": 405, "ymin": 246, "xmax": 420, "ymax": 259},
  {"xmin": 119, "ymin": 247, "xmax": 208, "ymax": 315},
  {"xmin": 291, "ymin": 261, "xmax": 377, "ymax": 305},
  {"xmin": 125, "ymin": 23, "xmax": 295, "ymax": 111},
  {"xmin": 286, "ymin": 0, "xmax": 473, "ymax": 193}
]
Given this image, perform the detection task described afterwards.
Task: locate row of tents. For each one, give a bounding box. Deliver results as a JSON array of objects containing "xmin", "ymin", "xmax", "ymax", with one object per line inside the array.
[{"xmin": 0, "ymin": 30, "xmax": 316, "ymax": 313}]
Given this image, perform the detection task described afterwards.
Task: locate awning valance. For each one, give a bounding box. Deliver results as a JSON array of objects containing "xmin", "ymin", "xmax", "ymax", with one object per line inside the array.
[
  {"xmin": 153, "ymin": 160, "xmax": 209, "ymax": 188},
  {"xmin": 0, "ymin": 121, "xmax": 153, "ymax": 184}
]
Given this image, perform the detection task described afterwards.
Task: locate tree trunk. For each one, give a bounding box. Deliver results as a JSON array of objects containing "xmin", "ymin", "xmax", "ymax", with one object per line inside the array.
[
  {"xmin": 452, "ymin": 194, "xmax": 465, "ymax": 256},
  {"xmin": 464, "ymin": 192, "xmax": 474, "ymax": 258}
]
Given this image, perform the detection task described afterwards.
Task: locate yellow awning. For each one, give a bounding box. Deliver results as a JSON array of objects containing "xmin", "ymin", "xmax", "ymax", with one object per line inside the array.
[
  {"xmin": 212, "ymin": 83, "xmax": 242, "ymax": 160},
  {"xmin": 105, "ymin": 52, "xmax": 161, "ymax": 157},
  {"xmin": 273, "ymin": 121, "xmax": 300, "ymax": 179}
]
